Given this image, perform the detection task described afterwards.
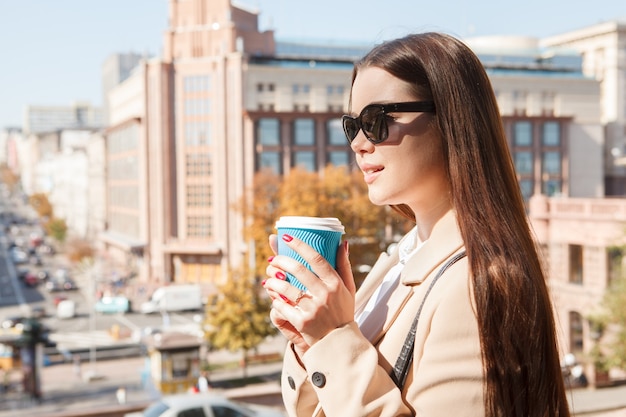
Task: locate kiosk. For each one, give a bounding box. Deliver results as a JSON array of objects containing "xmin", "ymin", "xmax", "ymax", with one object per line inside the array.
[{"xmin": 143, "ymin": 331, "xmax": 203, "ymax": 394}]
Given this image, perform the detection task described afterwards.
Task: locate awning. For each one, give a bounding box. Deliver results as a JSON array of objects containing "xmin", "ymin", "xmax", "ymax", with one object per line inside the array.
[{"xmin": 99, "ymin": 231, "xmax": 146, "ymax": 251}]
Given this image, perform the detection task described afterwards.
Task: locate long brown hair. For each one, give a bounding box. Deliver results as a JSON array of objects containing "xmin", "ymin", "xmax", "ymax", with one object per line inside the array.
[{"xmin": 351, "ymin": 32, "xmax": 570, "ymax": 417}]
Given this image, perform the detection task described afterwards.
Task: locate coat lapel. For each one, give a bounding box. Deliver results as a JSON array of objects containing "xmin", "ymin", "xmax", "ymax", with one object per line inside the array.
[{"xmin": 363, "ymin": 210, "xmax": 464, "ymax": 344}]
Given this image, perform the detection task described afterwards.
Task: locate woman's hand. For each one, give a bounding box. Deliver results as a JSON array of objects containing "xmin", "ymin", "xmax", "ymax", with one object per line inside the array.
[{"xmin": 263, "ymin": 233, "xmax": 355, "ymax": 353}]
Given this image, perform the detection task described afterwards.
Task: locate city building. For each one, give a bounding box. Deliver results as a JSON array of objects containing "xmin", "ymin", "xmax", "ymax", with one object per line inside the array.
[
  {"xmin": 541, "ymin": 21, "xmax": 626, "ymax": 195},
  {"xmin": 104, "ymin": 0, "xmax": 363, "ymax": 292},
  {"xmin": 103, "ymin": 0, "xmax": 612, "ymax": 320},
  {"xmin": 23, "ymin": 102, "xmax": 104, "ymax": 135}
]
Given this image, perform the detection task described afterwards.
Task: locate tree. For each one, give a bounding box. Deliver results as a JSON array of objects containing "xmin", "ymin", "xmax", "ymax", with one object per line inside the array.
[
  {"xmin": 29, "ymin": 192, "xmax": 54, "ymax": 219},
  {"xmin": 238, "ymin": 165, "xmax": 412, "ymax": 286},
  {"xmin": 588, "ymin": 244, "xmax": 626, "ymax": 376},
  {"xmin": 203, "ymin": 267, "xmax": 276, "ymax": 377},
  {"xmin": 65, "ymin": 237, "xmax": 95, "ymax": 263},
  {"xmin": 0, "ymin": 163, "xmax": 20, "ymax": 193},
  {"xmin": 45, "ymin": 217, "xmax": 68, "ymax": 243}
]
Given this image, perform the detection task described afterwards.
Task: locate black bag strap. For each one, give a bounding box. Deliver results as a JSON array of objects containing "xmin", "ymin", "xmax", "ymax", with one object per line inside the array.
[{"xmin": 391, "ymin": 250, "xmax": 467, "ymax": 390}]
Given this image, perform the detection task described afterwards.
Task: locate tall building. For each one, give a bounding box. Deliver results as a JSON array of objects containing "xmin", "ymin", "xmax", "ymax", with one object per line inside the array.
[{"xmin": 104, "ymin": 0, "xmax": 361, "ymax": 292}]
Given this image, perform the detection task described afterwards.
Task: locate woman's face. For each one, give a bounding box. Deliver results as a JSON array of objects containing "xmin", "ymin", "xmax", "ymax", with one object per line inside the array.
[{"xmin": 349, "ymin": 67, "xmax": 450, "ymax": 216}]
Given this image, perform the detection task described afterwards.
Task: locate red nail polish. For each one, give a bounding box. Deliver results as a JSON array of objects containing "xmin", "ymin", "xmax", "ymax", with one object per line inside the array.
[
  {"xmin": 280, "ymin": 294, "xmax": 289, "ymax": 302},
  {"xmin": 275, "ymin": 271, "xmax": 286, "ymax": 280},
  {"xmin": 267, "ymin": 256, "xmax": 274, "ymax": 262},
  {"xmin": 261, "ymin": 279, "xmax": 266, "ymax": 286},
  {"xmin": 282, "ymin": 234, "xmax": 293, "ymax": 242}
]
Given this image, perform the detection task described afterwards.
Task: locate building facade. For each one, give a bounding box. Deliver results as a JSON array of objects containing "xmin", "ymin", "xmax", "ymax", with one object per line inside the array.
[{"xmin": 542, "ymin": 21, "xmax": 626, "ymax": 195}]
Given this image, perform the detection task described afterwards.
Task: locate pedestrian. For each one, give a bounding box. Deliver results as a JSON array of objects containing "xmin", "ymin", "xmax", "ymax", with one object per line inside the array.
[
  {"xmin": 263, "ymin": 32, "xmax": 570, "ymax": 416},
  {"xmin": 197, "ymin": 371, "xmax": 210, "ymax": 392}
]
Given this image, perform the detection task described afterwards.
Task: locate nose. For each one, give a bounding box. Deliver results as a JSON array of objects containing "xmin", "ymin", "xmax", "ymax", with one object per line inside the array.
[{"xmin": 349, "ymin": 130, "xmax": 374, "ymax": 154}]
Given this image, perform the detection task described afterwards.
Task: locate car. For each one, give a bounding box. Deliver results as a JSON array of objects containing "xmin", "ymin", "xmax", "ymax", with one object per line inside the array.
[
  {"xmin": 95, "ymin": 296, "xmax": 131, "ymax": 314},
  {"xmin": 23, "ymin": 271, "xmax": 39, "ymax": 287},
  {"xmin": 124, "ymin": 393, "xmax": 285, "ymax": 417},
  {"xmin": 1, "ymin": 315, "xmax": 24, "ymax": 330},
  {"xmin": 45, "ymin": 276, "xmax": 78, "ymax": 292},
  {"xmin": 9, "ymin": 247, "xmax": 28, "ymax": 264}
]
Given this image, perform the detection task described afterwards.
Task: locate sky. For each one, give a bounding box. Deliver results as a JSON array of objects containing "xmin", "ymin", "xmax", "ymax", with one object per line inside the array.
[{"xmin": 0, "ymin": 0, "xmax": 624, "ymax": 129}]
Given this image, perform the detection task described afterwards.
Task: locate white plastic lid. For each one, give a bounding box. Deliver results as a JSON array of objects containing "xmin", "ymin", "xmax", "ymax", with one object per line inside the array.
[{"xmin": 275, "ymin": 216, "xmax": 345, "ymax": 233}]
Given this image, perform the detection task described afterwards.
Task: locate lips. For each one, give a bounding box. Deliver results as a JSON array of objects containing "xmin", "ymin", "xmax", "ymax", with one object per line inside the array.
[{"xmin": 360, "ymin": 163, "xmax": 384, "ymax": 184}]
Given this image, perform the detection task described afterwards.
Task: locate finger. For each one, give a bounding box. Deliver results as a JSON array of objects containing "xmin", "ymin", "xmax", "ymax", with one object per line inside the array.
[
  {"xmin": 279, "ymin": 235, "xmax": 337, "ymax": 292},
  {"xmin": 336, "ymin": 240, "xmax": 356, "ymax": 295},
  {"xmin": 269, "ymin": 234, "xmax": 278, "ymax": 255}
]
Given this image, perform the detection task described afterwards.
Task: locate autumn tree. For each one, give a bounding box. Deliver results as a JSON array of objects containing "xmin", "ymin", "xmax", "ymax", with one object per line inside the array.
[
  {"xmin": 0, "ymin": 163, "xmax": 20, "ymax": 193},
  {"xmin": 29, "ymin": 192, "xmax": 54, "ymax": 219},
  {"xmin": 65, "ymin": 237, "xmax": 95, "ymax": 263},
  {"xmin": 238, "ymin": 165, "xmax": 412, "ymax": 286},
  {"xmin": 236, "ymin": 168, "xmax": 282, "ymax": 279},
  {"xmin": 204, "ymin": 267, "xmax": 277, "ymax": 377}
]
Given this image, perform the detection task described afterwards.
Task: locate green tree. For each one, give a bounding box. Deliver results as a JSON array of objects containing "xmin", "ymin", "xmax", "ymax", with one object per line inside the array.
[
  {"xmin": 204, "ymin": 267, "xmax": 276, "ymax": 377},
  {"xmin": 45, "ymin": 217, "xmax": 68, "ymax": 243},
  {"xmin": 588, "ymin": 244, "xmax": 626, "ymax": 374}
]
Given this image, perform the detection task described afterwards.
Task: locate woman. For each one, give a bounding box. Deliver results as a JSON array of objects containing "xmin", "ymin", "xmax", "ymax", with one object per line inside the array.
[{"xmin": 263, "ymin": 32, "xmax": 570, "ymax": 416}]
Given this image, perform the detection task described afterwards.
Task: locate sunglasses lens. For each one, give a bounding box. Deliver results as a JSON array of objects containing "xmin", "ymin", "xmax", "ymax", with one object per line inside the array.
[
  {"xmin": 342, "ymin": 116, "xmax": 359, "ymax": 142},
  {"xmin": 361, "ymin": 107, "xmax": 386, "ymax": 143}
]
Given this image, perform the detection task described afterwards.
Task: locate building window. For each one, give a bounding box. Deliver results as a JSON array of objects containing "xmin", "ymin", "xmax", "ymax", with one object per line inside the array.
[
  {"xmin": 543, "ymin": 122, "xmax": 560, "ymax": 146},
  {"xmin": 514, "ymin": 121, "xmax": 532, "ymax": 146},
  {"xmin": 257, "ymin": 118, "xmax": 280, "ymax": 146},
  {"xmin": 543, "ymin": 179, "xmax": 561, "ymax": 196},
  {"xmin": 514, "ymin": 151, "xmax": 533, "ymax": 175},
  {"xmin": 328, "ymin": 151, "xmax": 349, "ymax": 167},
  {"xmin": 257, "ymin": 83, "xmax": 264, "ymax": 92},
  {"xmin": 542, "ymin": 151, "xmax": 561, "ymax": 174},
  {"xmin": 519, "ymin": 179, "xmax": 533, "ymax": 201},
  {"xmin": 184, "ymin": 75, "xmax": 211, "ymax": 92},
  {"xmin": 186, "ymin": 154, "xmax": 211, "ymax": 177},
  {"xmin": 258, "ymin": 151, "xmax": 281, "ymax": 174},
  {"xmin": 569, "ymin": 244, "xmax": 583, "ymax": 284},
  {"xmin": 185, "ymin": 121, "xmax": 211, "ymax": 146},
  {"xmin": 293, "ymin": 151, "xmax": 316, "ymax": 171},
  {"xmin": 186, "ymin": 184, "xmax": 212, "ymax": 207},
  {"xmin": 569, "ymin": 311, "xmax": 584, "ymax": 354},
  {"xmin": 187, "ymin": 216, "xmax": 212, "ymax": 238},
  {"xmin": 294, "ymin": 119, "xmax": 315, "ymax": 145},
  {"xmin": 327, "ymin": 119, "xmax": 346, "ymax": 145},
  {"xmin": 607, "ymin": 246, "xmax": 623, "ymax": 287}
]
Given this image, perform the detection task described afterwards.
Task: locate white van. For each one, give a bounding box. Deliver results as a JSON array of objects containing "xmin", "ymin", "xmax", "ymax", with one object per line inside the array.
[{"xmin": 140, "ymin": 284, "xmax": 203, "ymax": 314}]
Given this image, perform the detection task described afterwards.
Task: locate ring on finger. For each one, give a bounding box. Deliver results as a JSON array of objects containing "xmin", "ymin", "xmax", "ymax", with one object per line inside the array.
[{"xmin": 295, "ymin": 289, "xmax": 307, "ymax": 304}]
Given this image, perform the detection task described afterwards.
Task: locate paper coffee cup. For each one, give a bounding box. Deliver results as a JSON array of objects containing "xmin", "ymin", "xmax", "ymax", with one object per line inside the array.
[{"xmin": 275, "ymin": 216, "xmax": 345, "ymax": 291}]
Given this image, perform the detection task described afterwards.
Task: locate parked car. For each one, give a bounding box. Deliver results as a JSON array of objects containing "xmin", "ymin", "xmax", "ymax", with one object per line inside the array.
[
  {"xmin": 9, "ymin": 247, "xmax": 28, "ymax": 264},
  {"xmin": 124, "ymin": 393, "xmax": 285, "ymax": 417},
  {"xmin": 45, "ymin": 277, "xmax": 78, "ymax": 292},
  {"xmin": 95, "ymin": 296, "xmax": 131, "ymax": 314}
]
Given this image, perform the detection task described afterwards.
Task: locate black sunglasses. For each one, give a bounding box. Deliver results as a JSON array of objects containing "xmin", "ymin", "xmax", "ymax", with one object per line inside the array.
[{"xmin": 342, "ymin": 101, "xmax": 436, "ymax": 144}]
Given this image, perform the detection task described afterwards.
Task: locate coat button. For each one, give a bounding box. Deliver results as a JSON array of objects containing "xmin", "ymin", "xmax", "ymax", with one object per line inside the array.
[
  {"xmin": 311, "ymin": 372, "xmax": 326, "ymax": 388},
  {"xmin": 287, "ymin": 376, "xmax": 295, "ymax": 390}
]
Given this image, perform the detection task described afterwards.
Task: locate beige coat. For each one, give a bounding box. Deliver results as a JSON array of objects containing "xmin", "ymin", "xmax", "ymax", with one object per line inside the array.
[{"xmin": 280, "ymin": 210, "xmax": 485, "ymax": 416}]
